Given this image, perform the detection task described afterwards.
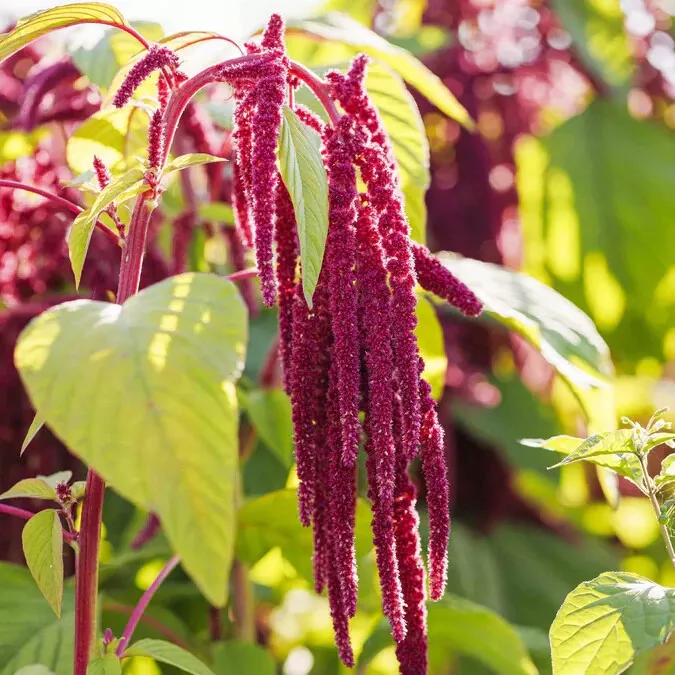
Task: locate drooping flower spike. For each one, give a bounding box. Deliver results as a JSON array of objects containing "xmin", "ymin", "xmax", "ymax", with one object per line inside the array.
[{"xmin": 107, "ymin": 13, "xmax": 483, "ymax": 672}]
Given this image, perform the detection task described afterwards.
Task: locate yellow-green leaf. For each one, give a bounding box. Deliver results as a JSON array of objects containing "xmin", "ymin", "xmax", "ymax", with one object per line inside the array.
[
  {"xmin": 0, "ymin": 478, "xmax": 57, "ymax": 502},
  {"xmin": 15, "ymin": 273, "xmax": 247, "ymax": 607},
  {"xmin": 163, "ymin": 153, "xmax": 226, "ymax": 177},
  {"xmin": 68, "ymin": 167, "xmax": 144, "ymax": 288},
  {"xmin": 22, "ymin": 510, "xmax": 64, "ymax": 617},
  {"xmin": 278, "ymin": 105, "xmax": 329, "ymax": 308},
  {"xmin": 287, "ymin": 13, "xmax": 472, "ymax": 128},
  {"xmin": 0, "ymin": 3, "xmax": 130, "ymax": 64},
  {"xmin": 86, "ymin": 655, "xmax": 121, "ymax": 675},
  {"xmin": 246, "ymin": 389, "xmax": 294, "ymax": 467},
  {"xmin": 20, "ymin": 412, "xmax": 45, "ymax": 456},
  {"xmin": 125, "ymin": 639, "xmax": 214, "ymax": 675},
  {"xmin": 415, "ymin": 296, "xmax": 447, "ymax": 400}
]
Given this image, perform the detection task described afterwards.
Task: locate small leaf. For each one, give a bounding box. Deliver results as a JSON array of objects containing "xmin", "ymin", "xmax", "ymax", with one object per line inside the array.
[
  {"xmin": 246, "ymin": 389, "xmax": 294, "ymax": 467},
  {"xmin": 287, "ymin": 14, "xmax": 472, "ymax": 128},
  {"xmin": 22, "ymin": 510, "xmax": 64, "ymax": 617},
  {"xmin": 163, "ymin": 153, "xmax": 226, "ymax": 176},
  {"xmin": 521, "ymin": 435, "xmax": 583, "ymax": 455},
  {"xmin": 86, "ymin": 654, "xmax": 121, "ymax": 675},
  {"xmin": 278, "ymin": 105, "xmax": 329, "ymax": 309},
  {"xmin": 548, "ymin": 430, "xmax": 635, "ymax": 468},
  {"xmin": 124, "ymin": 639, "xmax": 214, "ymax": 675},
  {"xmin": 36, "ymin": 472, "xmax": 73, "ymax": 490},
  {"xmin": 0, "ymin": 3, "xmax": 130, "ymax": 63},
  {"xmin": 550, "ymin": 572, "xmax": 675, "ymax": 675},
  {"xmin": 212, "ymin": 641, "xmax": 275, "ymax": 675},
  {"xmin": 1, "ymin": 479, "xmax": 57, "ymax": 502},
  {"xmin": 21, "ymin": 412, "xmax": 45, "ymax": 456},
  {"xmin": 15, "ymin": 273, "xmax": 247, "ymax": 606},
  {"xmin": 70, "ymin": 481, "xmax": 87, "ymax": 501},
  {"xmin": 68, "ymin": 167, "xmax": 144, "ymax": 287}
]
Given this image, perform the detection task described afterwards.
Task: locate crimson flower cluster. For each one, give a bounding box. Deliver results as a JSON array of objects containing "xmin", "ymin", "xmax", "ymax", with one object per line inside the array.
[{"xmin": 221, "ymin": 16, "xmax": 482, "ymax": 673}]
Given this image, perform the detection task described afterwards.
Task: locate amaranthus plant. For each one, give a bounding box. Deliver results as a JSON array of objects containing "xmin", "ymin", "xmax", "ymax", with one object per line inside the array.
[{"xmin": 0, "ymin": 4, "xmax": 484, "ymax": 673}]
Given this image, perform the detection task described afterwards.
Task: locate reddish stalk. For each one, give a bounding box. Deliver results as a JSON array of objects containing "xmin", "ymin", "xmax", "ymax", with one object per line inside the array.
[
  {"xmin": 116, "ymin": 555, "xmax": 181, "ymax": 656},
  {"xmin": 0, "ymin": 504, "xmax": 78, "ymax": 542},
  {"xmin": 0, "ymin": 180, "xmax": 120, "ymax": 245}
]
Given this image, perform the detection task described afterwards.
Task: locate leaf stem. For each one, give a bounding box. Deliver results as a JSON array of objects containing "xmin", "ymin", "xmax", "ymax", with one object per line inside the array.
[
  {"xmin": 638, "ymin": 452, "xmax": 675, "ymax": 569},
  {"xmin": 0, "ymin": 180, "xmax": 120, "ymax": 244},
  {"xmin": 0, "ymin": 504, "xmax": 78, "ymax": 542},
  {"xmin": 116, "ymin": 555, "xmax": 181, "ymax": 656},
  {"xmin": 74, "ymin": 470, "xmax": 105, "ymax": 675}
]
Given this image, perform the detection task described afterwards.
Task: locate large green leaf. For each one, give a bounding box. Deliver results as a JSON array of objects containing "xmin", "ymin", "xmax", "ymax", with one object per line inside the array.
[
  {"xmin": 436, "ymin": 252, "xmax": 612, "ymax": 389},
  {"xmin": 550, "ymin": 0, "xmax": 632, "ymax": 91},
  {"xmin": 360, "ymin": 595, "xmax": 538, "ymax": 675},
  {"xmin": 245, "ymin": 388, "xmax": 294, "ymax": 468},
  {"xmin": 237, "ymin": 489, "xmax": 372, "ymax": 582},
  {"xmin": 550, "ymin": 572, "xmax": 675, "ymax": 675},
  {"xmin": 68, "ymin": 167, "xmax": 144, "ymax": 288},
  {"xmin": 287, "ymin": 13, "xmax": 472, "ymax": 128},
  {"xmin": 15, "ymin": 273, "xmax": 248, "ymax": 606},
  {"xmin": 125, "ymin": 639, "xmax": 214, "ymax": 675},
  {"xmin": 517, "ymin": 101, "xmax": 675, "ymax": 368},
  {"xmin": 0, "ymin": 563, "xmax": 74, "ymax": 674},
  {"xmin": 277, "ymin": 105, "xmax": 329, "ymax": 309},
  {"xmin": 0, "ymin": 3, "xmax": 130, "ymax": 63},
  {"xmin": 212, "ymin": 641, "xmax": 276, "ymax": 675},
  {"xmin": 86, "ymin": 655, "xmax": 122, "ymax": 675},
  {"xmin": 67, "ymin": 105, "xmax": 150, "ymax": 176},
  {"xmin": 71, "ymin": 22, "xmax": 163, "ymax": 90},
  {"xmin": 22, "ymin": 510, "xmax": 64, "ymax": 618}
]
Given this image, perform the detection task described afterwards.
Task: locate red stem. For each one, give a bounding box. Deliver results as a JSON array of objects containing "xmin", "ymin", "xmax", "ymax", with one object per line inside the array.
[
  {"xmin": 289, "ymin": 61, "xmax": 341, "ymax": 126},
  {"xmin": 116, "ymin": 555, "xmax": 181, "ymax": 656},
  {"xmin": 0, "ymin": 180, "xmax": 120, "ymax": 245},
  {"xmin": 0, "ymin": 504, "xmax": 77, "ymax": 542}
]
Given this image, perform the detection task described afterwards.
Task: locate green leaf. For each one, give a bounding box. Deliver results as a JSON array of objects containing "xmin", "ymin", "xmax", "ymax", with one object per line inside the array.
[
  {"xmin": 657, "ymin": 455, "xmax": 675, "ymax": 491},
  {"xmin": 198, "ymin": 202, "xmax": 234, "ymax": 225},
  {"xmin": 415, "ymin": 295, "xmax": 447, "ymax": 400},
  {"xmin": 0, "ymin": 563, "xmax": 74, "ymax": 674},
  {"xmin": 630, "ymin": 641, "xmax": 675, "ymax": 674},
  {"xmin": 15, "ymin": 273, "xmax": 248, "ymax": 606},
  {"xmin": 0, "ymin": 3, "xmax": 130, "ymax": 63},
  {"xmin": 287, "ymin": 13, "xmax": 472, "ymax": 129},
  {"xmin": 549, "ymin": 430, "xmax": 635, "ymax": 467},
  {"xmin": 21, "ymin": 412, "xmax": 46, "ymax": 456},
  {"xmin": 37, "ymin": 471, "xmax": 73, "ymax": 490},
  {"xmin": 67, "ymin": 105, "xmax": 150, "ymax": 176},
  {"xmin": 551, "ymin": 0, "xmax": 632, "ymax": 91},
  {"xmin": 125, "ymin": 639, "xmax": 214, "ymax": 675},
  {"xmin": 278, "ymin": 105, "xmax": 329, "ymax": 309},
  {"xmin": 246, "ymin": 389, "xmax": 294, "ymax": 467},
  {"xmin": 163, "ymin": 153, "xmax": 226, "ymax": 177},
  {"xmin": 237, "ymin": 489, "xmax": 372, "ymax": 582},
  {"xmin": 22, "ymin": 510, "xmax": 64, "ymax": 617},
  {"xmin": 435, "ymin": 252, "xmax": 613, "ymax": 390},
  {"xmin": 550, "ymin": 572, "xmax": 675, "ymax": 675},
  {"xmin": 360, "ymin": 595, "xmax": 538, "ymax": 675},
  {"xmin": 14, "ymin": 667, "xmax": 55, "ymax": 675},
  {"xmin": 68, "ymin": 167, "xmax": 144, "ymax": 287},
  {"xmin": 71, "ymin": 22, "xmax": 164, "ymax": 90},
  {"xmin": 0, "ymin": 478, "xmax": 57, "ymax": 501},
  {"xmin": 86, "ymin": 654, "xmax": 121, "ymax": 675},
  {"xmin": 212, "ymin": 641, "xmax": 275, "ymax": 675}
]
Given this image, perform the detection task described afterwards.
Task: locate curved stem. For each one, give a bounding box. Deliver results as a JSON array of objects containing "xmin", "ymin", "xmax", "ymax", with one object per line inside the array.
[
  {"xmin": 0, "ymin": 180, "xmax": 120, "ymax": 245},
  {"xmin": 116, "ymin": 555, "xmax": 181, "ymax": 656},
  {"xmin": 289, "ymin": 61, "xmax": 341, "ymax": 126},
  {"xmin": 0, "ymin": 504, "xmax": 77, "ymax": 542}
]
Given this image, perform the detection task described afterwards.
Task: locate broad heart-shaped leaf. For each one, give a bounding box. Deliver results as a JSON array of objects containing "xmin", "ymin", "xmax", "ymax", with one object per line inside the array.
[
  {"xmin": 245, "ymin": 388, "xmax": 294, "ymax": 467},
  {"xmin": 0, "ymin": 3, "xmax": 129, "ymax": 63},
  {"xmin": 163, "ymin": 153, "xmax": 227, "ymax": 177},
  {"xmin": 68, "ymin": 167, "xmax": 144, "ymax": 288},
  {"xmin": 0, "ymin": 563, "xmax": 74, "ymax": 674},
  {"xmin": 1, "ymin": 478, "xmax": 57, "ymax": 501},
  {"xmin": 212, "ymin": 641, "xmax": 275, "ymax": 675},
  {"xmin": 86, "ymin": 654, "xmax": 121, "ymax": 675},
  {"xmin": 15, "ymin": 273, "xmax": 248, "ymax": 606},
  {"xmin": 359, "ymin": 595, "xmax": 538, "ymax": 675},
  {"xmin": 550, "ymin": 0, "xmax": 632, "ymax": 92},
  {"xmin": 278, "ymin": 105, "xmax": 329, "ymax": 309},
  {"xmin": 124, "ymin": 639, "xmax": 214, "ymax": 675},
  {"xmin": 71, "ymin": 22, "xmax": 164, "ymax": 91},
  {"xmin": 287, "ymin": 13, "xmax": 472, "ymax": 129},
  {"xmin": 21, "ymin": 412, "xmax": 46, "ymax": 456},
  {"xmin": 237, "ymin": 489, "xmax": 372, "ymax": 582},
  {"xmin": 22, "ymin": 510, "xmax": 64, "ymax": 617},
  {"xmin": 550, "ymin": 572, "xmax": 675, "ymax": 675},
  {"xmin": 436, "ymin": 252, "xmax": 613, "ymax": 389}
]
